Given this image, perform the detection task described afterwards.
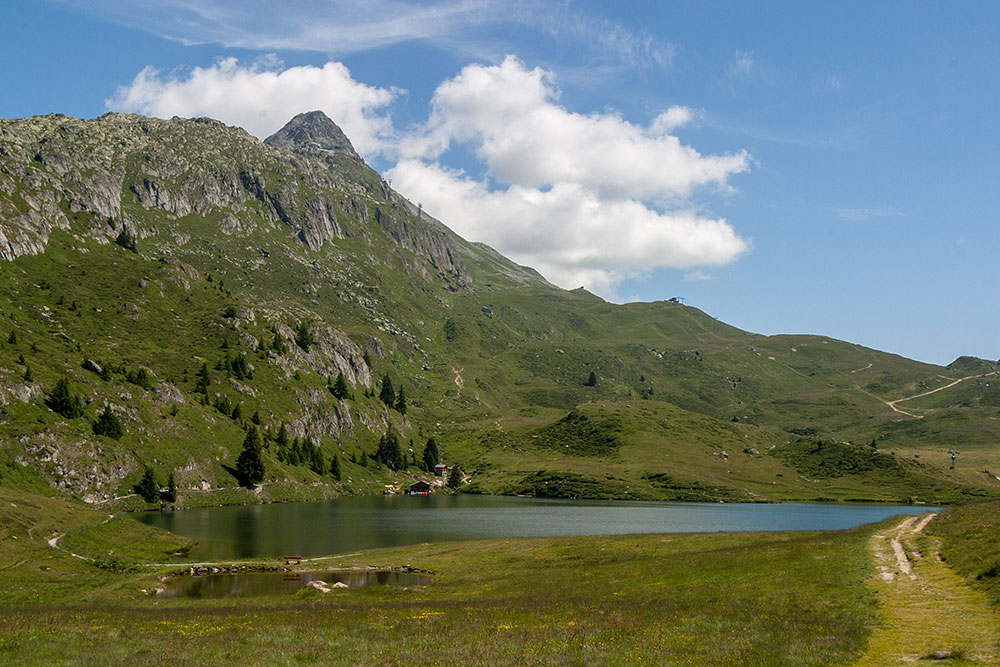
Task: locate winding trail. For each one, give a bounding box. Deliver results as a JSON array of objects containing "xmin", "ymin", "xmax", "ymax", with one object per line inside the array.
[
  {"xmin": 885, "ymin": 371, "xmax": 997, "ymax": 418},
  {"xmin": 859, "ymin": 514, "xmax": 1000, "ymax": 664}
]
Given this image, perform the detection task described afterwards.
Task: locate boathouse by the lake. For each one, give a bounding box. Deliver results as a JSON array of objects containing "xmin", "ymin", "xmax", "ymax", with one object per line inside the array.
[{"xmin": 408, "ymin": 480, "xmax": 432, "ymax": 495}]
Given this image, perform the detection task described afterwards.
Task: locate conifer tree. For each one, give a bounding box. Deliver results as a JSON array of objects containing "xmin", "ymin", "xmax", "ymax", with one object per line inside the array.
[
  {"xmin": 379, "ymin": 374, "xmax": 395, "ymax": 406},
  {"xmin": 376, "ymin": 427, "xmax": 403, "ymax": 470},
  {"xmin": 447, "ymin": 465, "xmax": 462, "ymax": 489},
  {"xmin": 164, "ymin": 471, "xmax": 177, "ymax": 503},
  {"xmin": 236, "ymin": 425, "xmax": 265, "ymax": 486},
  {"xmin": 195, "ymin": 362, "xmax": 211, "ymax": 393},
  {"xmin": 331, "ymin": 371, "xmax": 351, "ymax": 400},
  {"xmin": 308, "ymin": 440, "xmax": 325, "ymax": 475},
  {"xmin": 394, "ymin": 385, "xmax": 407, "ymax": 414},
  {"xmin": 585, "ymin": 371, "xmax": 597, "ymax": 387},
  {"xmin": 422, "ymin": 437, "xmax": 440, "ymax": 471},
  {"xmin": 135, "ymin": 466, "xmax": 159, "ymax": 503},
  {"xmin": 330, "ymin": 454, "xmax": 341, "ymax": 481},
  {"xmin": 294, "ymin": 322, "xmax": 315, "ymax": 352},
  {"xmin": 92, "ymin": 404, "xmax": 123, "ymax": 439},
  {"xmin": 46, "ymin": 377, "xmax": 84, "ymax": 419}
]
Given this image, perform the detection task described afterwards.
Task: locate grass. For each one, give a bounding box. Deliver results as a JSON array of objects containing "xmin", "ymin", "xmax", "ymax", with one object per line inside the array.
[
  {"xmin": 0, "ymin": 487, "xmax": 886, "ymax": 665},
  {"xmin": 928, "ymin": 501, "xmax": 1000, "ymax": 606}
]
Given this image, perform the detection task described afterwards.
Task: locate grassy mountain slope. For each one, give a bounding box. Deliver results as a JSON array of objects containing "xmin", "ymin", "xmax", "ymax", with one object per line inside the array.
[{"xmin": 1, "ymin": 111, "xmax": 998, "ymax": 506}]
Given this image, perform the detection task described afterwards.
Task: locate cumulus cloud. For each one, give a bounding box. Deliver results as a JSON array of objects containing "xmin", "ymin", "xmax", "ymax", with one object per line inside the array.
[
  {"xmin": 389, "ymin": 57, "xmax": 750, "ymax": 298},
  {"xmin": 388, "ymin": 160, "xmax": 747, "ymax": 296},
  {"xmin": 402, "ymin": 57, "xmax": 748, "ymax": 202},
  {"xmin": 106, "ymin": 57, "xmax": 397, "ymax": 153}
]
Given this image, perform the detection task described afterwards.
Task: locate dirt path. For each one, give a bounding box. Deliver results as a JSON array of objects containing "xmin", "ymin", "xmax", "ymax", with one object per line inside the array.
[
  {"xmin": 885, "ymin": 371, "xmax": 997, "ymax": 419},
  {"xmin": 851, "ymin": 362, "xmax": 873, "ymax": 374},
  {"xmin": 858, "ymin": 514, "xmax": 1000, "ymax": 664}
]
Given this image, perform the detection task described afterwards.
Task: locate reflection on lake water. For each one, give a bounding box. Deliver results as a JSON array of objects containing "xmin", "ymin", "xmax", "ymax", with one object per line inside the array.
[
  {"xmin": 159, "ymin": 570, "xmax": 429, "ymax": 598},
  {"xmin": 136, "ymin": 494, "xmax": 936, "ymax": 561}
]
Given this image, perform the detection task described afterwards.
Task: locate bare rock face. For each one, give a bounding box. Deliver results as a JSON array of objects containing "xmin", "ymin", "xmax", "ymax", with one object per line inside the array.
[
  {"xmin": 264, "ymin": 111, "xmax": 360, "ymax": 161},
  {"xmin": 0, "ymin": 112, "xmax": 533, "ymax": 294}
]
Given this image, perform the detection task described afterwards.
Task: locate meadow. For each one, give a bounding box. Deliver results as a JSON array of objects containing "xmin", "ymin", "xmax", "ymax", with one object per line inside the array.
[{"xmin": 0, "ymin": 485, "xmax": 885, "ymax": 665}]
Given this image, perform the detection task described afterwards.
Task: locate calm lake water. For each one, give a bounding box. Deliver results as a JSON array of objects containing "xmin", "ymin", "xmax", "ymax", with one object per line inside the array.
[{"xmin": 136, "ymin": 494, "xmax": 936, "ymax": 561}]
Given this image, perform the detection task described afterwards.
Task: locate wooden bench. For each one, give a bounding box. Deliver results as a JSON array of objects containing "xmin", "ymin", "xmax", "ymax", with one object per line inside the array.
[{"xmin": 283, "ymin": 555, "xmax": 303, "ymax": 565}]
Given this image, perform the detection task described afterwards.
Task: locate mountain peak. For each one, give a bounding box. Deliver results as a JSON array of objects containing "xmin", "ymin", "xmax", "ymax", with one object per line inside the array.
[{"xmin": 264, "ymin": 111, "xmax": 359, "ymax": 158}]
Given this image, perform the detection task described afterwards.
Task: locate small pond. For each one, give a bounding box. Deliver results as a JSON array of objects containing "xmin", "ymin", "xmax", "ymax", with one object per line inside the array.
[{"xmin": 159, "ymin": 570, "xmax": 429, "ymax": 598}]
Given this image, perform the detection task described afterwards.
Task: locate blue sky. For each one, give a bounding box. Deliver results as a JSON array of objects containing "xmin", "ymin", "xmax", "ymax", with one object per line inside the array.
[{"xmin": 1, "ymin": 1, "xmax": 997, "ymax": 366}]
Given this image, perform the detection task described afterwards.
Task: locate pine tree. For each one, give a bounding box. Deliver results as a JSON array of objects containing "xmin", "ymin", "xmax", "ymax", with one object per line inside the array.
[
  {"xmin": 135, "ymin": 466, "xmax": 159, "ymax": 503},
  {"xmin": 394, "ymin": 385, "xmax": 407, "ymax": 414},
  {"xmin": 195, "ymin": 362, "xmax": 211, "ymax": 393},
  {"xmin": 330, "ymin": 454, "xmax": 341, "ymax": 481},
  {"xmin": 92, "ymin": 404, "xmax": 123, "ymax": 439},
  {"xmin": 422, "ymin": 438, "xmax": 440, "ymax": 471},
  {"xmin": 271, "ymin": 333, "xmax": 287, "ymax": 355},
  {"xmin": 585, "ymin": 371, "xmax": 597, "ymax": 387},
  {"xmin": 447, "ymin": 465, "xmax": 462, "ymax": 490},
  {"xmin": 379, "ymin": 374, "xmax": 395, "ymax": 406},
  {"xmin": 376, "ymin": 428, "xmax": 403, "ymax": 470},
  {"xmin": 164, "ymin": 471, "xmax": 177, "ymax": 503},
  {"xmin": 294, "ymin": 322, "xmax": 315, "ymax": 352},
  {"xmin": 7, "ymin": 330, "xmax": 16, "ymax": 345},
  {"xmin": 46, "ymin": 377, "xmax": 84, "ymax": 419},
  {"xmin": 115, "ymin": 228, "xmax": 137, "ymax": 252},
  {"xmin": 250, "ymin": 410, "xmax": 261, "ymax": 425},
  {"xmin": 308, "ymin": 441, "xmax": 325, "ymax": 475},
  {"xmin": 22, "ymin": 363, "xmax": 32, "ymax": 382},
  {"xmin": 236, "ymin": 425, "xmax": 265, "ymax": 486},
  {"xmin": 331, "ymin": 371, "xmax": 351, "ymax": 400},
  {"xmin": 275, "ymin": 423, "xmax": 289, "ymax": 448},
  {"xmin": 443, "ymin": 318, "xmax": 458, "ymax": 341}
]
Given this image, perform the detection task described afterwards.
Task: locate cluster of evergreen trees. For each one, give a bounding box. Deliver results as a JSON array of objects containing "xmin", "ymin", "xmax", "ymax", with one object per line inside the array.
[
  {"xmin": 133, "ymin": 466, "xmax": 177, "ymax": 504},
  {"xmin": 266, "ymin": 423, "xmax": 342, "ymax": 480}
]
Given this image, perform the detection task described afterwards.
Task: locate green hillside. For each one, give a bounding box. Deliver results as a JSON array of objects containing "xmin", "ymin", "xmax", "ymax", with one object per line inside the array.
[{"xmin": 1, "ymin": 111, "xmax": 998, "ymax": 506}]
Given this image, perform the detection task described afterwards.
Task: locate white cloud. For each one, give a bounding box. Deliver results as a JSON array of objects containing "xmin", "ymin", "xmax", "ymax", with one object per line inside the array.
[
  {"xmin": 402, "ymin": 57, "xmax": 748, "ymax": 202},
  {"xmin": 106, "ymin": 57, "xmax": 397, "ymax": 153},
  {"xmin": 60, "ymin": 0, "xmax": 674, "ymax": 72},
  {"xmin": 388, "ymin": 160, "xmax": 748, "ymax": 298},
  {"xmin": 389, "ymin": 57, "xmax": 750, "ymax": 297},
  {"xmin": 683, "ymin": 270, "xmax": 714, "ymax": 282}
]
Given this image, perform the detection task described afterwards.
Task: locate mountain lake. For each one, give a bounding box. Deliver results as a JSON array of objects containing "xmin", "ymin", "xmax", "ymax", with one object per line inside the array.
[{"xmin": 135, "ymin": 494, "xmax": 936, "ymax": 561}]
